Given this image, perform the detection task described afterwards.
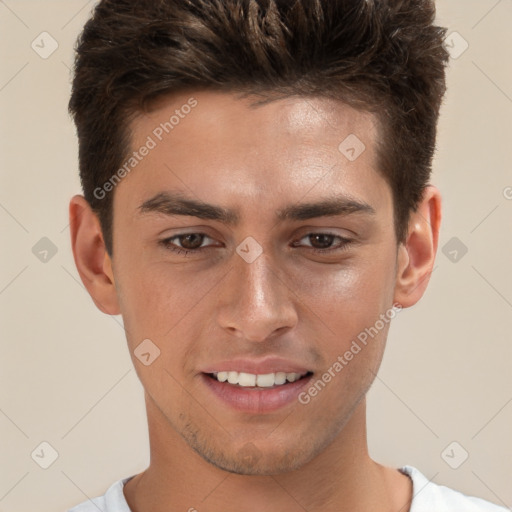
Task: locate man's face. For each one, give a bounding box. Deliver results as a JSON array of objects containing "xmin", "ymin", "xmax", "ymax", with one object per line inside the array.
[{"xmin": 111, "ymin": 90, "xmax": 401, "ymax": 474}]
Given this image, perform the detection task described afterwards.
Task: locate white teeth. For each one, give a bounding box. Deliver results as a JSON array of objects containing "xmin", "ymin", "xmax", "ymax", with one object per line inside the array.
[
  {"xmin": 274, "ymin": 372, "xmax": 287, "ymax": 385},
  {"xmin": 217, "ymin": 371, "xmax": 229, "ymax": 382},
  {"xmin": 238, "ymin": 372, "xmax": 256, "ymax": 387},
  {"xmin": 211, "ymin": 371, "xmax": 306, "ymax": 387},
  {"xmin": 256, "ymin": 373, "xmax": 275, "ymax": 387}
]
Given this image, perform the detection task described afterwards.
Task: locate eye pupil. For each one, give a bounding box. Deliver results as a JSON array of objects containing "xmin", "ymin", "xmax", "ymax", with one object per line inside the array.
[{"xmin": 310, "ymin": 234, "xmax": 334, "ymax": 249}]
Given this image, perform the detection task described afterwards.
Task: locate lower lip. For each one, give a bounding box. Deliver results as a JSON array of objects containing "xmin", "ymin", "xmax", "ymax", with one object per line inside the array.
[{"xmin": 201, "ymin": 373, "xmax": 314, "ymax": 414}]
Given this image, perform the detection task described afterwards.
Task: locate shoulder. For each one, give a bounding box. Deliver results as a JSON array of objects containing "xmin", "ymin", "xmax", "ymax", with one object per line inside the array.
[
  {"xmin": 401, "ymin": 465, "xmax": 509, "ymax": 512},
  {"xmin": 67, "ymin": 475, "xmax": 135, "ymax": 512}
]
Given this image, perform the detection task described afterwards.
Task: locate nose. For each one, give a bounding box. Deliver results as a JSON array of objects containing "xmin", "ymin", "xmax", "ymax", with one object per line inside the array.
[{"xmin": 216, "ymin": 249, "xmax": 298, "ymax": 342}]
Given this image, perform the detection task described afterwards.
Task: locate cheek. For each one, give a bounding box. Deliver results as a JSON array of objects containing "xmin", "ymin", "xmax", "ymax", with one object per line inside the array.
[
  {"xmin": 114, "ymin": 260, "xmax": 205, "ymax": 396},
  {"xmin": 295, "ymin": 262, "xmax": 396, "ymax": 408},
  {"xmin": 291, "ymin": 254, "xmax": 396, "ymax": 372},
  {"xmin": 292, "ymin": 252, "xmax": 395, "ymax": 322},
  {"xmin": 115, "ymin": 256, "xmax": 224, "ymax": 349}
]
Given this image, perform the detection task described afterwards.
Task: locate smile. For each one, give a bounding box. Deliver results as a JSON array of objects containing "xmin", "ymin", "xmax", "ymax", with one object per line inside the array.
[{"xmin": 209, "ymin": 370, "xmax": 311, "ymax": 388}]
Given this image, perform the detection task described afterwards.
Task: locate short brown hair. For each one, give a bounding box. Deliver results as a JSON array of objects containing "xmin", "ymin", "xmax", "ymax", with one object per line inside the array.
[{"xmin": 69, "ymin": 0, "xmax": 449, "ymax": 255}]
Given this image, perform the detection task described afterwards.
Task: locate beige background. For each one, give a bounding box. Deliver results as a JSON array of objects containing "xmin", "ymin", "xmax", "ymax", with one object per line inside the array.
[{"xmin": 0, "ymin": 1, "xmax": 511, "ymax": 510}]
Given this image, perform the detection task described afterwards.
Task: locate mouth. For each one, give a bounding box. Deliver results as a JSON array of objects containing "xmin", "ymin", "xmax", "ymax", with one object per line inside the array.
[{"xmin": 201, "ymin": 370, "xmax": 314, "ymax": 413}]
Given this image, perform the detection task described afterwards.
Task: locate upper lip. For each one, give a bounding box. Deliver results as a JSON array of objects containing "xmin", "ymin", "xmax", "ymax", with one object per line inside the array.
[{"xmin": 201, "ymin": 357, "xmax": 312, "ymax": 376}]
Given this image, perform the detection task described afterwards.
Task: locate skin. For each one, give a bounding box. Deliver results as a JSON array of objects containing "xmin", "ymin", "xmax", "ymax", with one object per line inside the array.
[{"xmin": 69, "ymin": 90, "xmax": 441, "ymax": 512}]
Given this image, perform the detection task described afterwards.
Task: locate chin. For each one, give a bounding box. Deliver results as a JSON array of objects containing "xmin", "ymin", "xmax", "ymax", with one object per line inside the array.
[
  {"xmin": 186, "ymin": 434, "xmax": 319, "ymax": 476},
  {"xmin": 203, "ymin": 449, "xmax": 309, "ymax": 476}
]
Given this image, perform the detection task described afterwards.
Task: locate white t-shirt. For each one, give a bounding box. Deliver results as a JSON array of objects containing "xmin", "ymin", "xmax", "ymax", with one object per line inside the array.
[{"xmin": 67, "ymin": 465, "xmax": 509, "ymax": 511}]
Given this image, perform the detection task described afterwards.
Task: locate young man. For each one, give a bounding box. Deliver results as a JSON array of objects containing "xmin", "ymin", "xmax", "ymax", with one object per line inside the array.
[{"xmin": 66, "ymin": 1, "xmax": 507, "ymax": 511}]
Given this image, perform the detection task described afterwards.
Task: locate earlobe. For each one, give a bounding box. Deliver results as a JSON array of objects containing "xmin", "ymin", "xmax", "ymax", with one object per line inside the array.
[
  {"xmin": 393, "ymin": 185, "xmax": 442, "ymax": 309},
  {"xmin": 69, "ymin": 195, "xmax": 121, "ymax": 315}
]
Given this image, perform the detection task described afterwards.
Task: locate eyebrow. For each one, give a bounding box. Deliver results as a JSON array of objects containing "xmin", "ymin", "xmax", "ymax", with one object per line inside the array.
[{"xmin": 137, "ymin": 191, "xmax": 376, "ymax": 225}]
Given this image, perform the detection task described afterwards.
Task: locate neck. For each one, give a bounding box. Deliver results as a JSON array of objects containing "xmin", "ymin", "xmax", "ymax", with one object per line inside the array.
[{"xmin": 124, "ymin": 395, "xmax": 412, "ymax": 512}]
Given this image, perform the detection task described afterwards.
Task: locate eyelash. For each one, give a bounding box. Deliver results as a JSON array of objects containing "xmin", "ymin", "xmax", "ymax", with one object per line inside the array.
[{"xmin": 159, "ymin": 232, "xmax": 353, "ymax": 257}]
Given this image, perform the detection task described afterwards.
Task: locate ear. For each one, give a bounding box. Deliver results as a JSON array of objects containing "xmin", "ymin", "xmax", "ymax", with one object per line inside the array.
[
  {"xmin": 69, "ymin": 195, "xmax": 120, "ymax": 315},
  {"xmin": 393, "ymin": 185, "xmax": 442, "ymax": 308}
]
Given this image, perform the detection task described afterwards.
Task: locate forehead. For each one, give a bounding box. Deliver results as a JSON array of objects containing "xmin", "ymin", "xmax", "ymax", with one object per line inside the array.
[
  {"xmin": 118, "ymin": 90, "xmax": 389, "ymax": 218},
  {"xmin": 134, "ymin": 89, "xmax": 378, "ymax": 154}
]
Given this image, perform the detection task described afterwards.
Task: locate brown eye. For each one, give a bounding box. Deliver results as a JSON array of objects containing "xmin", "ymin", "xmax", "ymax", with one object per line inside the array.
[
  {"xmin": 159, "ymin": 232, "xmax": 215, "ymax": 256},
  {"xmin": 308, "ymin": 233, "xmax": 336, "ymax": 250},
  {"xmin": 177, "ymin": 233, "xmax": 205, "ymax": 250},
  {"xmin": 293, "ymin": 232, "xmax": 353, "ymax": 254}
]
